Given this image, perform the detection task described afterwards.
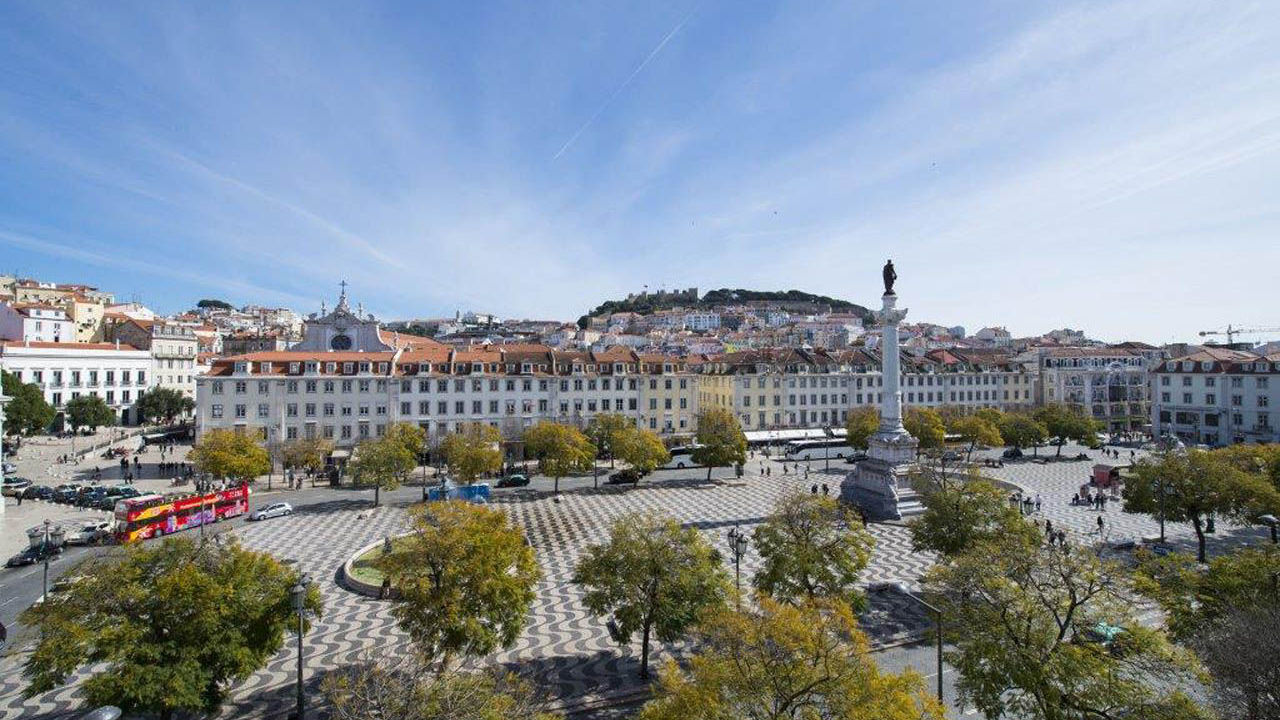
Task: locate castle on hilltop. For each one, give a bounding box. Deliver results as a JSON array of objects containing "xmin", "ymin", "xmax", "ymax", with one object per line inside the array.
[{"xmin": 625, "ymin": 287, "xmax": 698, "ymax": 303}]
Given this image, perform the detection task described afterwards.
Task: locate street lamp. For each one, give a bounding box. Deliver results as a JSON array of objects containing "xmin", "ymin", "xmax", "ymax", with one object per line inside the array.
[
  {"xmin": 290, "ymin": 574, "xmax": 312, "ymax": 720},
  {"xmin": 41, "ymin": 519, "xmax": 53, "ymax": 603},
  {"xmin": 726, "ymin": 525, "xmax": 749, "ymax": 609},
  {"xmin": 893, "ymin": 583, "xmax": 944, "ymax": 704}
]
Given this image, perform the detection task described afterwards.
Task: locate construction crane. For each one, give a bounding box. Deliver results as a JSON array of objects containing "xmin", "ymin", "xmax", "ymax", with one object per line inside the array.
[{"xmin": 1198, "ymin": 325, "xmax": 1280, "ymax": 344}]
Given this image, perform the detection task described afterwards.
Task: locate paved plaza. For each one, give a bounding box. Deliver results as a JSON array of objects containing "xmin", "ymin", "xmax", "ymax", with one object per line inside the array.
[{"xmin": 0, "ymin": 442, "xmax": 1273, "ymax": 718}]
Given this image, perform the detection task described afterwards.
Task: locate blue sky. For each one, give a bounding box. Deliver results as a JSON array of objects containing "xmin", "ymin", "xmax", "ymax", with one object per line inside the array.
[{"xmin": 1, "ymin": 1, "xmax": 1277, "ymax": 343}]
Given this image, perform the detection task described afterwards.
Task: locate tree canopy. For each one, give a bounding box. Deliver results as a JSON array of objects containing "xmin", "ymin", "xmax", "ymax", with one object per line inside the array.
[
  {"xmin": 903, "ymin": 407, "xmax": 945, "ymax": 453},
  {"xmin": 573, "ymin": 511, "xmax": 730, "ymax": 678},
  {"xmin": 64, "ymin": 394, "xmax": 116, "ymax": 432},
  {"xmin": 1124, "ymin": 448, "xmax": 1280, "ymax": 562},
  {"xmin": 324, "ymin": 654, "xmax": 560, "ymax": 720},
  {"xmin": 380, "ymin": 501, "xmax": 540, "ymax": 671},
  {"xmin": 195, "ymin": 298, "xmax": 233, "ymax": 311},
  {"xmin": 947, "ymin": 414, "xmax": 1002, "ymax": 462},
  {"xmin": 136, "ymin": 387, "xmax": 195, "ymax": 424},
  {"xmin": 281, "ymin": 435, "xmax": 335, "ymax": 474},
  {"xmin": 612, "ymin": 426, "xmax": 670, "ymax": 478},
  {"xmin": 638, "ymin": 599, "xmax": 943, "ymax": 720},
  {"xmin": 1032, "ymin": 404, "xmax": 1099, "ymax": 456},
  {"xmin": 910, "ymin": 467, "xmax": 1038, "ymax": 557},
  {"xmin": 845, "ymin": 407, "xmax": 879, "ymax": 451},
  {"xmin": 1135, "ymin": 546, "xmax": 1280, "ymax": 719},
  {"xmin": 190, "ymin": 428, "xmax": 269, "ymax": 484},
  {"xmin": 924, "ymin": 534, "xmax": 1209, "ymax": 720},
  {"xmin": 999, "ymin": 413, "xmax": 1048, "ymax": 452},
  {"xmin": 20, "ymin": 537, "xmax": 322, "ymax": 719},
  {"xmin": 349, "ymin": 433, "xmax": 417, "ymax": 506},
  {"xmin": 2, "ymin": 369, "xmax": 55, "ymax": 435},
  {"xmin": 440, "ymin": 422, "xmax": 504, "ymax": 484},
  {"xmin": 523, "ymin": 421, "xmax": 595, "ymax": 493},
  {"xmin": 751, "ymin": 490, "xmax": 873, "ymax": 608},
  {"xmin": 585, "ymin": 412, "xmax": 632, "ymax": 464},
  {"xmin": 692, "ymin": 408, "xmax": 747, "ymax": 481}
]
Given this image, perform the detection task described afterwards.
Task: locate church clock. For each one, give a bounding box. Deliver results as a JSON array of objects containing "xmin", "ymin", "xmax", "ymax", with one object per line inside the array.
[{"xmin": 330, "ymin": 333, "xmax": 353, "ymax": 351}]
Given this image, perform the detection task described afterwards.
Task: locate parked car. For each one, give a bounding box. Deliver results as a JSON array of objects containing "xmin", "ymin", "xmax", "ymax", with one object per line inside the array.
[
  {"xmin": 21, "ymin": 485, "xmax": 55, "ymax": 501},
  {"xmin": 843, "ymin": 451, "xmax": 869, "ymax": 463},
  {"xmin": 65, "ymin": 521, "xmax": 111, "ymax": 546},
  {"xmin": 249, "ymin": 502, "xmax": 293, "ymax": 521},
  {"xmin": 496, "ymin": 474, "xmax": 530, "ymax": 488},
  {"xmin": 607, "ymin": 469, "xmax": 641, "ymax": 485},
  {"xmin": 75, "ymin": 487, "xmax": 109, "ymax": 508},
  {"xmin": 941, "ymin": 450, "xmax": 961, "ymax": 462},
  {"xmin": 1, "ymin": 477, "xmax": 32, "ymax": 496},
  {"xmin": 6, "ymin": 543, "xmax": 61, "ymax": 568},
  {"xmin": 1, "ymin": 461, "xmax": 16, "ymax": 475},
  {"xmin": 1002, "ymin": 447, "xmax": 1024, "ymax": 460},
  {"xmin": 51, "ymin": 485, "xmax": 82, "ymax": 504}
]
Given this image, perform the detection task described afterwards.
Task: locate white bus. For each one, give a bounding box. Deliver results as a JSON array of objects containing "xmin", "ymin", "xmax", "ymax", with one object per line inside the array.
[
  {"xmin": 662, "ymin": 445, "xmax": 704, "ymax": 469},
  {"xmin": 783, "ymin": 439, "xmax": 853, "ymax": 461}
]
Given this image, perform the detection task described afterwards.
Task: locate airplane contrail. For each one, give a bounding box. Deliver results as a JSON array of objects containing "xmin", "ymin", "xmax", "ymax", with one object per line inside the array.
[{"xmin": 552, "ymin": 10, "xmax": 695, "ymax": 160}]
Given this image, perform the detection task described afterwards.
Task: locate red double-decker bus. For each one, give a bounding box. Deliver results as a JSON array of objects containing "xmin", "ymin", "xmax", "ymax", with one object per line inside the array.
[{"xmin": 113, "ymin": 485, "xmax": 250, "ymax": 543}]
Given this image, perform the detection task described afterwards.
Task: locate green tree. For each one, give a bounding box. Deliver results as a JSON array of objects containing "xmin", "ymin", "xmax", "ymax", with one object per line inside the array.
[
  {"xmin": 585, "ymin": 412, "xmax": 633, "ymax": 467},
  {"xmin": 135, "ymin": 387, "xmax": 195, "ymax": 425},
  {"xmin": 1032, "ymin": 404, "xmax": 1099, "ymax": 458},
  {"xmin": 282, "ymin": 436, "xmax": 335, "ymax": 475},
  {"xmin": 638, "ymin": 598, "xmax": 944, "ymax": 720},
  {"xmin": 190, "ymin": 428, "xmax": 270, "ymax": 484},
  {"xmin": 910, "ymin": 467, "xmax": 1039, "ymax": 557},
  {"xmin": 1, "ymin": 369, "xmax": 55, "ymax": 435},
  {"xmin": 195, "ymin": 298, "xmax": 233, "ymax": 311},
  {"xmin": 440, "ymin": 423, "xmax": 504, "ymax": 485},
  {"xmin": 903, "ymin": 407, "xmax": 945, "ymax": 457},
  {"xmin": 692, "ymin": 408, "xmax": 747, "ymax": 482},
  {"xmin": 573, "ymin": 511, "xmax": 730, "ymax": 679},
  {"xmin": 385, "ymin": 421, "xmax": 427, "ymax": 460},
  {"xmin": 20, "ymin": 537, "xmax": 322, "ymax": 719},
  {"xmin": 948, "ymin": 414, "xmax": 1003, "ymax": 463},
  {"xmin": 999, "ymin": 414, "xmax": 1048, "ymax": 456},
  {"xmin": 845, "ymin": 407, "xmax": 879, "ymax": 451},
  {"xmin": 379, "ymin": 501, "xmax": 540, "ymax": 672},
  {"xmin": 523, "ymin": 421, "xmax": 595, "ymax": 494},
  {"xmin": 612, "ymin": 426, "xmax": 671, "ymax": 479},
  {"xmin": 1135, "ymin": 546, "xmax": 1280, "ymax": 719},
  {"xmin": 64, "ymin": 394, "xmax": 116, "ymax": 432},
  {"xmin": 751, "ymin": 489, "xmax": 873, "ymax": 608},
  {"xmin": 1124, "ymin": 449, "xmax": 1280, "ymax": 562},
  {"xmin": 349, "ymin": 434, "xmax": 417, "ymax": 506},
  {"xmin": 324, "ymin": 654, "xmax": 560, "ymax": 720},
  {"xmin": 924, "ymin": 535, "xmax": 1210, "ymax": 720}
]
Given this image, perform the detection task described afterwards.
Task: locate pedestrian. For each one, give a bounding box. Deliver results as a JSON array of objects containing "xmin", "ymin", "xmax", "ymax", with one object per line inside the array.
[
  {"xmin": 1130, "ymin": 450, "xmax": 1135, "ymax": 460},
  {"xmin": 822, "ymin": 483, "xmax": 829, "ymax": 496},
  {"xmin": 16, "ymin": 492, "xmax": 22, "ymax": 506},
  {"xmin": 1057, "ymin": 529, "xmax": 1067, "ymax": 546},
  {"xmin": 859, "ymin": 508, "xmax": 868, "ymax": 528},
  {"xmin": 1100, "ymin": 495, "xmax": 1107, "ymax": 510},
  {"xmin": 1096, "ymin": 515, "xmax": 1105, "ymax": 534},
  {"xmin": 1045, "ymin": 519, "xmax": 1053, "ymax": 535},
  {"xmin": 1035, "ymin": 494, "xmax": 1042, "ymax": 512},
  {"xmin": 811, "ymin": 484, "xmax": 818, "ymax": 494}
]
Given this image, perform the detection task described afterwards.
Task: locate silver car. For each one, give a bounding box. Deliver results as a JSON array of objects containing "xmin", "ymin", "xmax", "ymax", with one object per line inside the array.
[
  {"xmin": 249, "ymin": 502, "xmax": 293, "ymax": 521},
  {"xmin": 65, "ymin": 521, "xmax": 111, "ymax": 546}
]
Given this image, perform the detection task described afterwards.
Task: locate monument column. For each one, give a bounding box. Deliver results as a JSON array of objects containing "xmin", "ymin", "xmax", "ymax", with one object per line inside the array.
[
  {"xmin": 841, "ymin": 260, "xmax": 919, "ymax": 520},
  {"xmin": 879, "ymin": 292, "xmax": 906, "ymax": 435}
]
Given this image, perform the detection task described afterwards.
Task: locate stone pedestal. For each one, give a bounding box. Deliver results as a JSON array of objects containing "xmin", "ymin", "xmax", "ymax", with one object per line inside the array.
[{"xmin": 840, "ymin": 291, "xmax": 920, "ymax": 520}]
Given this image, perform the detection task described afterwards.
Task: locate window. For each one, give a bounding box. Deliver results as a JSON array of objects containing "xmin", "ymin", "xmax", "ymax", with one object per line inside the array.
[
  {"xmin": 1206, "ymin": 394, "xmax": 1215, "ymax": 405},
  {"xmin": 257, "ymin": 404, "xmax": 269, "ymax": 418},
  {"xmin": 211, "ymin": 404, "xmax": 223, "ymax": 418},
  {"xmin": 305, "ymin": 403, "xmax": 316, "ymax": 417},
  {"xmin": 235, "ymin": 404, "xmax": 246, "ymax": 418},
  {"xmin": 212, "ymin": 381, "xmax": 224, "ymax": 395},
  {"xmin": 287, "ymin": 403, "xmax": 298, "ymax": 417},
  {"xmin": 305, "ymin": 380, "xmax": 317, "ymax": 393},
  {"xmin": 1183, "ymin": 393, "xmax": 1192, "ymax": 404},
  {"xmin": 235, "ymin": 381, "xmax": 247, "ymax": 394},
  {"xmin": 1204, "ymin": 377, "xmax": 1215, "ymax": 387},
  {"xmin": 324, "ymin": 403, "xmax": 335, "ymax": 416}
]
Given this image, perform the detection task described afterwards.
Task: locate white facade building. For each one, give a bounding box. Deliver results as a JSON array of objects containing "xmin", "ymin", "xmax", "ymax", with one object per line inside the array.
[
  {"xmin": 0, "ymin": 341, "xmax": 153, "ymax": 425},
  {"xmin": 0, "ymin": 303, "xmax": 74, "ymax": 343},
  {"xmin": 1151, "ymin": 347, "xmax": 1279, "ymax": 446}
]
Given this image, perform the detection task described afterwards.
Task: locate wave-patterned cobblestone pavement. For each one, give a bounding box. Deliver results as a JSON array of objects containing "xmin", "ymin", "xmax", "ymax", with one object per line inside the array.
[{"xmin": 2, "ymin": 444, "xmax": 1270, "ymax": 718}]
